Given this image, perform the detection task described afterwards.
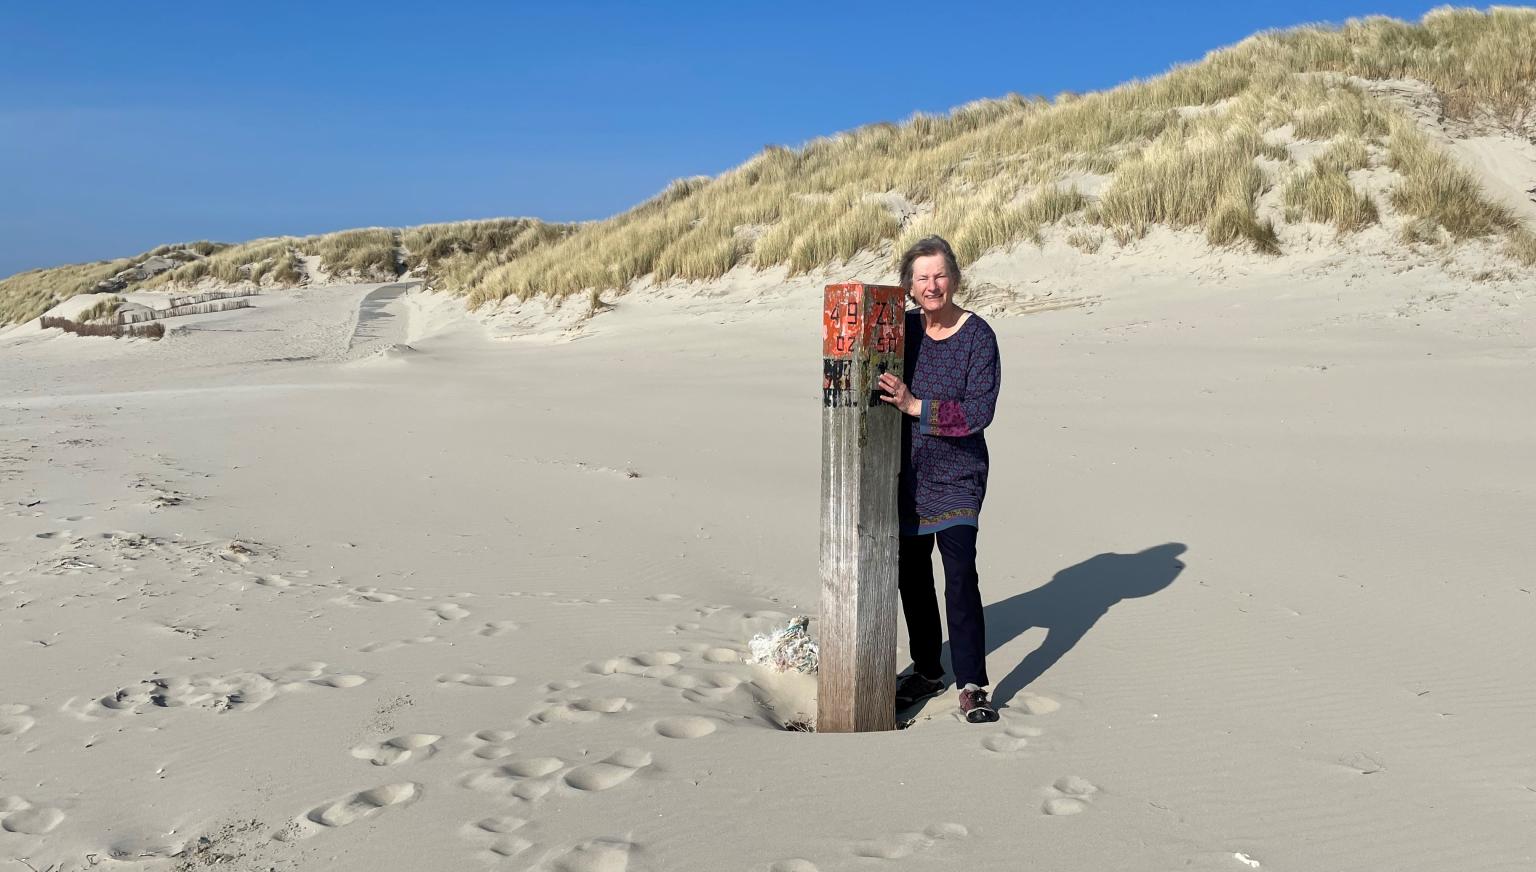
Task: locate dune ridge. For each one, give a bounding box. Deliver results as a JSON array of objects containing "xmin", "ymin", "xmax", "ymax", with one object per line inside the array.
[{"xmin": 5, "ymin": 8, "xmax": 1536, "ymax": 329}]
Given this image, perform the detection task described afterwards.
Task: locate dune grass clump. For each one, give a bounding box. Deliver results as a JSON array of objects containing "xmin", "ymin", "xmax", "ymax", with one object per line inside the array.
[
  {"xmin": 1284, "ymin": 138, "xmax": 1379, "ymax": 231},
  {"xmin": 1504, "ymin": 226, "xmax": 1536, "ymax": 266},
  {"xmin": 1253, "ymin": 7, "xmax": 1536, "ymax": 129},
  {"xmin": 402, "ymin": 219, "xmax": 546, "ymax": 271},
  {"xmin": 75, "ymin": 295, "xmax": 124, "ymax": 324},
  {"xmin": 1284, "ymin": 168, "xmax": 1379, "ymax": 231},
  {"xmin": 303, "ymin": 228, "xmax": 399, "ymax": 279},
  {"xmin": 429, "ymin": 220, "xmax": 574, "ymax": 297},
  {"xmin": 1098, "ymin": 119, "xmax": 1281, "ymax": 253},
  {"xmin": 1387, "ymin": 118, "xmax": 1516, "ymax": 238},
  {"xmin": 898, "ymin": 186, "xmax": 1090, "ymax": 266},
  {"xmin": 652, "ymin": 219, "xmax": 747, "ymax": 283},
  {"xmin": 1314, "ymin": 136, "xmax": 1372, "ymax": 173},
  {"xmin": 1066, "ymin": 230, "xmax": 1105, "ymax": 253},
  {"xmin": 146, "ymin": 238, "xmax": 301, "ymax": 288},
  {"xmin": 1288, "ymin": 84, "xmax": 1392, "ymax": 141},
  {"xmin": 146, "ymin": 241, "xmax": 227, "ymax": 259}
]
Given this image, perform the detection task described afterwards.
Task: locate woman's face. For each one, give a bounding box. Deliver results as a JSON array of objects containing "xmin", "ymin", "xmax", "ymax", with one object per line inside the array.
[{"xmin": 910, "ymin": 253, "xmax": 956, "ymax": 314}]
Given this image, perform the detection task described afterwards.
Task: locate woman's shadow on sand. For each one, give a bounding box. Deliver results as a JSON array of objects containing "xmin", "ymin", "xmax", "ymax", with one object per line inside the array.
[{"xmin": 972, "ymin": 542, "xmax": 1187, "ymax": 707}]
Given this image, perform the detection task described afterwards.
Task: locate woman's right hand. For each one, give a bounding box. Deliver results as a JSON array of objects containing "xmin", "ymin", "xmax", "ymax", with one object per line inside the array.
[{"xmin": 877, "ymin": 372, "xmax": 919, "ymax": 417}]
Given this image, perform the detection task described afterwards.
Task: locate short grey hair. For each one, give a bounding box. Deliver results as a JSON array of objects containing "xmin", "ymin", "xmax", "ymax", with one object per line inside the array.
[{"xmin": 898, "ymin": 235, "xmax": 961, "ymax": 291}]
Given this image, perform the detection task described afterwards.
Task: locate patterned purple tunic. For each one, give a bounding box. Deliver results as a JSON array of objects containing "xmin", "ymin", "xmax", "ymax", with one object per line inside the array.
[{"xmin": 899, "ymin": 309, "xmax": 1001, "ymax": 535}]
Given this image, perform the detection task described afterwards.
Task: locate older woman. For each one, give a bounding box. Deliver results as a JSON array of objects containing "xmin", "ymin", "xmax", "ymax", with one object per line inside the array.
[{"xmin": 877, "ymin": 235, "xmax": 1002, "ymax": 723}]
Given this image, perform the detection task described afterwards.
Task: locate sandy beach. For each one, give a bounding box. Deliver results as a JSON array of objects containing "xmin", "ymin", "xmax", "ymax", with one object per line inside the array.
[{"xmin": 3, "ymin": 234, "xmax": 1534, "ymax": 871}]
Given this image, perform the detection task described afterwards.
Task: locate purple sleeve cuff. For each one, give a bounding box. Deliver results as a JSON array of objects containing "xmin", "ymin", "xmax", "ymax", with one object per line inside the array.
[{"xmin": 919, "ymin": 399, "xmax": 970, "ymax": 436}]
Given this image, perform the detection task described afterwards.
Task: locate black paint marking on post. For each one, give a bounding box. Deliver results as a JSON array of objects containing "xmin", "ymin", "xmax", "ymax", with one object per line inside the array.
[{"xmin": 818, "ymin": 282, "xmax": 905, "ymax": 733}]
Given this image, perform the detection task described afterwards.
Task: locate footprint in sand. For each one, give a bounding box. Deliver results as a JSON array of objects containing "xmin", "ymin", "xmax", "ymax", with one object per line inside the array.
[
  {"xmin": 461, "ymin": 815, "xmax": 533, "ymax": 860},
  {"xmin": 982, "ymin": 718, "xmax": 1042, "ymax": 754},
  {"xmin": 311, "ymin": 673, "xmax": 369, "ymax": 689},
  {"xmin": 334, "ymin": 586, "xmax": 403, "ymax": 606},
  {"xmin": 430, "ymin": 603, "xmax": 471, "ymax": 621},
  {"xmin": 0, "ymin": 704, "xmax": 37, "ymax": 737},
  {"xmin": 852, "ymin": 834, "xmax": 926, "ymax": 860},
  {"xmin": 461, "ymin": 756, "xmax": 566, "ymax": 800},
  {"xmin": 585, "ymin": 651, "xmax": 682, "ymax": 678},
  {"xmin": 539, "ymin": 837, "xmax": 641, "ymax": 872},
  {"xmin": 254, "ymin": 574, "xmax": 292, "ymax": 588},
  {"xmin": 1042, "ymin": 776, "xmax": 1100, "ymax": 815},
  {"xmin": 924, "ymin": 822, "xmax": 969, "ymax": 840},
  {"xmin": 352, "ymin": 733, "xmax": 443, "ymax": 766},
  {"xmin": 262, "ymin": 662, "xmax": 331, "ymax": 683},
  {"xmin": 653, "ymin": 716, "xmax": 717, "ymax": 739},
  {"xmin": 359, "ymin": 635, "xmax": 440, "ymax": 654},
  {"xmin": 563, "ymin": 748, "xmax": 653, "ymax": 792},
  {"xmin": 467, "ymin": 728, "xmax": 518, "ymax": 760},
  {"xmin": 850, "ymin": 823, "xmax": 968, "ymax": 861},
  {"xmin": 479, "ymin": 620, "xmax": 520, "ymax": 637},
  {"xmin": 528, "ymin": 697, "xmax": 631, "ymax": 725},
  {"xmin": 1014, "ymin": 693, "xmax": 1061, "ymax": 715},
  {"xmin": 295, "ymin": 782, "xmax": 420, "ymax": 836},
  {"xmin": 0, "ymin": 797, "xmax": 66, "ymax": 834},
  {"xmin": 438, "ymin": 673, "xmax": 517, "ymax": 688},
  {"xmin": 669, "ymin": 671, "xmax": 746, "ymax": 704},
  {"xmin": 503, "ymin": 757, "xmax": 565, "ymax": 778}
]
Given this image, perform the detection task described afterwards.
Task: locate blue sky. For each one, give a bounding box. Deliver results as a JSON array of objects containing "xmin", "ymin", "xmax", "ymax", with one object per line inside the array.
[{"xmin": 0, "ymin": 1, "xmax": 1448, "ymax": 278}]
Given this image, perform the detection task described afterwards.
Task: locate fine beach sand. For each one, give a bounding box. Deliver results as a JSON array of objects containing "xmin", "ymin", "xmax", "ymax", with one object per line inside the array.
[{"xmin": 3, "ymin": 229, "xmax": 1534, "ymax": 871}]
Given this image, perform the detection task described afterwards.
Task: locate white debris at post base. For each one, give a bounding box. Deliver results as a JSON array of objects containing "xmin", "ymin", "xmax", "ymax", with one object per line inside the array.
[{"xmin": 747, "ymin": 616, "xmax": 819, "ymax": 674}]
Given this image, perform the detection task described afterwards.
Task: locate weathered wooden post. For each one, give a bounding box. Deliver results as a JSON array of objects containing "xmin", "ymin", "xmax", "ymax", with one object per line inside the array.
[{"xmin": 818, "ymin": 282, "xmax": 905, "ymax": 733}]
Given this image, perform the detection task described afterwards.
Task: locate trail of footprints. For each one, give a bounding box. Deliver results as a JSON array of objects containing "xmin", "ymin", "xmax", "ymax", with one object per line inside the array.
[
  {"xmin": 287, "ymin": 598, "xmax": 761, "ymax": 864},
  {"xmin": 965, "ymin": 690, "xmax": 1103, "ymax": 818}
]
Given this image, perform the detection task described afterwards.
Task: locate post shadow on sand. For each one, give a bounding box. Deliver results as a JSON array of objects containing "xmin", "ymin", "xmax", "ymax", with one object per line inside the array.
[{"xmin": 917, "ymin": 542, "xmax": 1187, "ymax": 708}]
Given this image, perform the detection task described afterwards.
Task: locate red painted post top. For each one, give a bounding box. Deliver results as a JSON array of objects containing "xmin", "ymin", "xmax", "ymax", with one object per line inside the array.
[{"xmin": 823, "ymin": 283, "xmax": 903, "ymax": 358}]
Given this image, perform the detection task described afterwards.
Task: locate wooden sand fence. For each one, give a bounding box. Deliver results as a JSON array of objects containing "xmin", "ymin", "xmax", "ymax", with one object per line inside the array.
[
  {"xmin": 118, "ymin": 298, "xmax": 252, "ymax": 324},
  {"xmin": 166, "ymin": 289, "xmax": 259, "ymax": 308},
  {"xmin": 40, "ymin": 316, "xmax": 165, "ymax": 340}
]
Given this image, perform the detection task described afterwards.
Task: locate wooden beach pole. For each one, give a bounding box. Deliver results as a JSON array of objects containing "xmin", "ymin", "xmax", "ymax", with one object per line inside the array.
[{"xmin": 818, "ymin": 282, "xmax": 905, "ymax": 733}]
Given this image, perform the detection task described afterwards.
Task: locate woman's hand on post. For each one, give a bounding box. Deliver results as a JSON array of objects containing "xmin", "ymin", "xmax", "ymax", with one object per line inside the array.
[{"xmin": 877, "ymin": 372, "xmax": 919, "ymax": 417}]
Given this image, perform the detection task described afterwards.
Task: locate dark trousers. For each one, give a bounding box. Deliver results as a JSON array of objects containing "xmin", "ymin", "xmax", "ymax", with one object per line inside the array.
[{"xmin": 898, "ymin": 525, "xmax": 989, "ymax": 688}]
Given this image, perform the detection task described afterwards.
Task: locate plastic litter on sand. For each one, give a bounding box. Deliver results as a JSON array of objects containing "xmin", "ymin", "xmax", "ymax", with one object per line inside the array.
[{"xmin": 747, "ymin": 616, "xmax": 819, "ymax": 674}]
